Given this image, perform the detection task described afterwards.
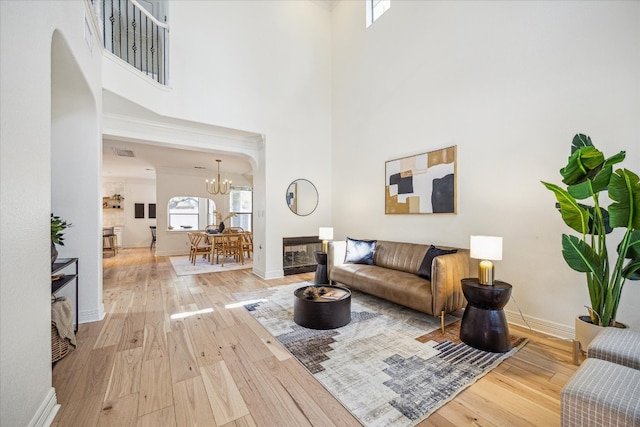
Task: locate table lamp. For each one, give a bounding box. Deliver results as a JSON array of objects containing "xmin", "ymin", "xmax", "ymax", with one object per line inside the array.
[
  {"xmin": 470, "ymin": 235, "xmax": 502, "ymax": 285},
  {"xmin": 319, "ymin": 227, "xmax": 334, "ymax": 253}
]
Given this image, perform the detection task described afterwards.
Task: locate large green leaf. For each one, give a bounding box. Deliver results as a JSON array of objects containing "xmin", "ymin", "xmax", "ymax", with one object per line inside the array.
[
  {"xmin": 561, "ymin": 147, "xmax": 604, "ymax": 185},
  {"xmin": 623, "ymin": 230, "xmax": 640, "ymax": 259},
  {"xmin": 585, "ymin": 205, "xmax": 613, "ymax": 235},
  {"xmin": 562, "ymin": 234, "xmax": 603, "ymax": 277},
  {"xmin": 542, "ymin": 182, "xmax": 590, "ymax": 233},
  {"xmin": 603, "ymin": 151, "xmax": 626, "ymax": 169},
  {"xmin": 571, "ymin": 134, "xmax": 593, "ymax": 153},
  {"xmin": 623, "ymin": 259, "xmax": 640, "ymax": 280},
  {"xmin": 609, "ymin": 169, "xmax": 640, "ymax": 229},
  {"xmin": 568, "ymin": 166, "xmax": 612, "ymax": 200},
  {"xmin": 621, "ymin": 230, "xmax": 640, "ymax": 280}
]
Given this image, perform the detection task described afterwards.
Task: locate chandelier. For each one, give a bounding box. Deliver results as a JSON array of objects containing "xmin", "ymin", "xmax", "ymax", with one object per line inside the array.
[{"xmin": 205, "ymin": 159, "xmax": 232, "ymax": 195}]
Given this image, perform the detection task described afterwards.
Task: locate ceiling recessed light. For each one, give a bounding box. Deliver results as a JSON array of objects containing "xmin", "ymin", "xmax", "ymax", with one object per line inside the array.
[{"xmin": 194, "ymin": 166, "xmax": 206, "ymax": 169}]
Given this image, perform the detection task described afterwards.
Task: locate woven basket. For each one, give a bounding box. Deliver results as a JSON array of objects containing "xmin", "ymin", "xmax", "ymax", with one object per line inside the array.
[{"xmin": 51, "ymin": 322, "xmax": 71, "ymax": 363}]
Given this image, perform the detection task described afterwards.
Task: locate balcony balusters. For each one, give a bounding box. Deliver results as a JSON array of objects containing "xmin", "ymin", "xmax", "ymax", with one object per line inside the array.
[{"xmin": 101, "ymin": 0, "xmax": 168, "ymax": 85}]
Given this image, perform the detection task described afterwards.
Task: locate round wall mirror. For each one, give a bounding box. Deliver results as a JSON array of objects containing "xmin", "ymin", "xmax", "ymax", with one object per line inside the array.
[{"xmin": 286, "ymin": 179, "xmax": 318, "ymax": 216}]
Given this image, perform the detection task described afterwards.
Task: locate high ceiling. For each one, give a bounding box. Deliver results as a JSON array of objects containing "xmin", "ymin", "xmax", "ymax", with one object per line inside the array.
[{"xmin": 101, "ymin": 0, "xmax": 340, "ymax": 181}]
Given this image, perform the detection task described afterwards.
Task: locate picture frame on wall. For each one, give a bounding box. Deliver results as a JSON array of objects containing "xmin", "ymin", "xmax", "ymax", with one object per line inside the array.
[
  {"xmin": 385, "ymin": 145, "xmax": 457, "ymax": 214},
  {"xmin": 134, "ymin": 203, "xmax": 144, "ymax": 218}
]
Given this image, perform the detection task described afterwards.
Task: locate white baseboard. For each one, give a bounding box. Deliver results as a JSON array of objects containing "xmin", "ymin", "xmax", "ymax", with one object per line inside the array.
[
  {"xmin": 253, "ymin": 268, "xmax": 284, "ymax": 280},
  {"xmin": 251, "ymin": 267, "xmax": 266, "ymax": 279},
  {"xmin": 79, "ymin": 303, "xmax": 105, "ymax": 324},
  {"xmin": 28, "ymin": 387, "xmax": 59, "ymax": 427},
  {"xmin": 505, "ymin": 309, "xmax": 574, "ymax": 340}
]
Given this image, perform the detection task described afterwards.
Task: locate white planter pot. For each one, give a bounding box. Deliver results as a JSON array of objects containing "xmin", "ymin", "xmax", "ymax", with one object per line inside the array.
[
  {"xmin": 575, "ymin": 315, "xmax": 604, "ymax": 352},
  {"xmin": 575, "ymin": 315, "xmax": 627, "ymax": 352}
]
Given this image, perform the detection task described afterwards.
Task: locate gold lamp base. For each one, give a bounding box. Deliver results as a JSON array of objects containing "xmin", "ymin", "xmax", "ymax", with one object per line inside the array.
[{"xmin": 478, "ymin": 260, "xmax": 495, "ymax": 285}]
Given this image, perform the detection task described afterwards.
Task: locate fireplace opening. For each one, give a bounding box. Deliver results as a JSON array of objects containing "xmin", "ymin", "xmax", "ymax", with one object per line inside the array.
[{"xmin": 283, "ymin": 236, "xmax": 322, "ymax": 275}]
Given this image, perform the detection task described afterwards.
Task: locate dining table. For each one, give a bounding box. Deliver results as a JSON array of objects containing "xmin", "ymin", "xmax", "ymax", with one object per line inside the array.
[{"xmin": 198, "ymin": 231, "xmax": 250, "ymax": 265}]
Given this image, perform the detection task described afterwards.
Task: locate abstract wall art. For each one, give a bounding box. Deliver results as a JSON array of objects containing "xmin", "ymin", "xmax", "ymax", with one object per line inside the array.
[{"xmin": 385, "ymin": 145, "xmax": 457, "ymax": 214}]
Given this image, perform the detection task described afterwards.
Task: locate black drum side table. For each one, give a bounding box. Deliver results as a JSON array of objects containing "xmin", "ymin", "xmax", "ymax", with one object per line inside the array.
[{"xmin": 459, "ymin": 278, "xmax": 512, "ymax": 353}]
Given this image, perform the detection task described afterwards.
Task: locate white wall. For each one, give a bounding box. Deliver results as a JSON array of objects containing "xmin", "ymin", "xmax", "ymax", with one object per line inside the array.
[
  {"xmin": 103, "ymin": 178, "xmax": 157, "ymax": 247},
  {"xmin": 331, "ymin": 1, "xmax": 640, "ymax": 334},
  {"xmin": 102, "ymin": 0, "xmax": 333, "ymax": 278},
  {"xmin": 52, "ymin": 29, "xmax": 104, "ymax": 327},
  {"xmin": 122, "ymin": 179, "xmax": 157, "ymax": 247},
  {"xmin": 102, "ymin": 179, "xmax": 126, "ymax": 228},
  {"xmin": 0, "ymin": 1, "xmax": 102, "ymax": 425}
]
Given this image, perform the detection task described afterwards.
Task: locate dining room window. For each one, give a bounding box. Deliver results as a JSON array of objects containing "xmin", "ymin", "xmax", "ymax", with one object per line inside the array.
[
  {"xmin": 167, "ymin": 196, "xmax": 215, "ymax": 230},
  {"xmin": 229, "ymin": 187, "xmax": 252, "ymax": 232}
]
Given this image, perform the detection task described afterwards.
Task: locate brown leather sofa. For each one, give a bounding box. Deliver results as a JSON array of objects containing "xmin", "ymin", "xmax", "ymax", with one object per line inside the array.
[{"xmin": 328, "ymin": 240, "xmax": 472, "ymax": 327}]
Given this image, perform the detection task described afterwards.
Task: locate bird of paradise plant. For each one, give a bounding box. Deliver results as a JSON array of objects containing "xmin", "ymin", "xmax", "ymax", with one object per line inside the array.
[{"xmin": 541, "ymin": 134, "xmax": 640, "ymax": 327}]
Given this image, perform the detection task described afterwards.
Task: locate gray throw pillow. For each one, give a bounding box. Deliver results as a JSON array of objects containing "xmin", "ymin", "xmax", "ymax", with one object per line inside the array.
[{"xmin": 344, "ymin": 237, "xmax": 376, "ymax": 265}]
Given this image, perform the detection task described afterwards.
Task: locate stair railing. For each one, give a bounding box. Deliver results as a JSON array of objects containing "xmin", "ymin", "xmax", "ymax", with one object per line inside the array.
[{"xmin": 102, "ymin": 0, "xmax": 169, "ymax": 85}]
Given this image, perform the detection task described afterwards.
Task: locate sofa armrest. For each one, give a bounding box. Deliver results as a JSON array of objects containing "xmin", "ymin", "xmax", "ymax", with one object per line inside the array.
[
  {"xmin": 431, "ymin": 250, "xmax": 470, "ymax": 314},
  {"xmin": 328, "ymin": 240, "xmax": 346, "ymax": 279}
]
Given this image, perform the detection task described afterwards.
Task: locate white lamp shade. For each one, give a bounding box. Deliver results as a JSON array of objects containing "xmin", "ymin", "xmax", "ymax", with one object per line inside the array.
[
  {"xmin": 470, "ymin": 235, "xmax": 502, "ymax": 260},
  {"xmin": 319, "ymin": 227, "xmax": 334, "ymax": 240}
]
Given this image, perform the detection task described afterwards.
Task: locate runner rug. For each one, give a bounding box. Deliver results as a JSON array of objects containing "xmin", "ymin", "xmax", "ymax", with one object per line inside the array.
[
  {"xmin": 232, "ymin": 282, "xmax": 527, "ymax": 427},
  {"xmin": 169, "ymin": 256, "xmax": 252, "ymax": 276}
]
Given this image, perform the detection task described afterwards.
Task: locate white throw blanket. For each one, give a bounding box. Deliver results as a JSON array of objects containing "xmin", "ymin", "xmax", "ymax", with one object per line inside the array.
[{"xmin": 51, "ymin": 296, "xmax": 76, "ymax": 347}]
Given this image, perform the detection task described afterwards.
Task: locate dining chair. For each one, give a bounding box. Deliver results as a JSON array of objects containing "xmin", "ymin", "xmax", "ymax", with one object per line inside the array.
[
  {"xmin": 188, "ymin": 232, "xmax": 211, "ymax": 265},
  {"xmin": 218, "ymin": 233, "xmax": 244, "ymax": 267},
  {"xmin": 149, "ymin": 226, "xmax": 156, "ymax": 250},
  {"xmin": 242, "ymin": 232, "xmax": 253, "ymax": 259},
  {"xmin": 103, "ymin": 227, "xmax": 117, "ymax": 257},
  {"xmin": 205, "ymin": 233, "xmax": 220, "ymax": 264}
]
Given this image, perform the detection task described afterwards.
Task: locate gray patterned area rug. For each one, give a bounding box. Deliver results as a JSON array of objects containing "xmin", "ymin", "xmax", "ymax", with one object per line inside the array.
[{"xmin": 232, "ymin": 282, "xmax": 527, "ymax": 427}]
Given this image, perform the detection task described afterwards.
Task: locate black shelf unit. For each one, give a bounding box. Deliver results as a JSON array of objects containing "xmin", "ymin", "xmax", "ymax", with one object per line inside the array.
[{"xmin": 52, "ymin": 258, "xmax": 78, "ymax": 332}]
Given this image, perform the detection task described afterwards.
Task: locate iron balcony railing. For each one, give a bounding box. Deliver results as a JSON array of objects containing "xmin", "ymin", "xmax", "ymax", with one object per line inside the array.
[{"xmin": 101, "ymin": 0, "xmax": 169, "ymax": 85}]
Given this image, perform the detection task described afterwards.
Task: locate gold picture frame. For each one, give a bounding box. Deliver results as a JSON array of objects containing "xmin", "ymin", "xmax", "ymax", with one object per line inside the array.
[{"xmin": 385, "ymin": 145, "xmax": 457, "ymax": 214}]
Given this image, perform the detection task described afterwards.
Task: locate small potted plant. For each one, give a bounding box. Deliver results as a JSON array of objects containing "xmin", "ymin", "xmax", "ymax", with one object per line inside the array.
[
  {"xmin": 541, "ymin": 134, "xmax": 640, "ymax": 348},
  {"xmin": 51, "ymin": 213, "xmax": 72, "ymax": 265},
  {"xmin": 111, "ymin": 194, "xmax": 124, "ymax": 209}
]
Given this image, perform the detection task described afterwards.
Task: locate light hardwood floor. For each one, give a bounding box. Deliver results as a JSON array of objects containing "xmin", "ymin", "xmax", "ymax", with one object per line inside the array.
[{"xmin": 52, "ymin": 248, "xmax": 578, "ymax": 426}]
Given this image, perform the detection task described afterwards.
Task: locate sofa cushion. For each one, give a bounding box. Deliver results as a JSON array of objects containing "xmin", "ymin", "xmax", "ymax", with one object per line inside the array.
[
  {"xmin": 417, "ymin": 245, "xmax": 458, "ymax": 280},
  {"xmin": 373, "ymin": 241, "xmax": 430, "ymax": 273},
  {"xmin": 333, "ymin": 264, "xmax": 434, "ymax": 314},
  {"xmin": 344, "ymin": 237, "xmax": 376, "ymax": 265}
]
